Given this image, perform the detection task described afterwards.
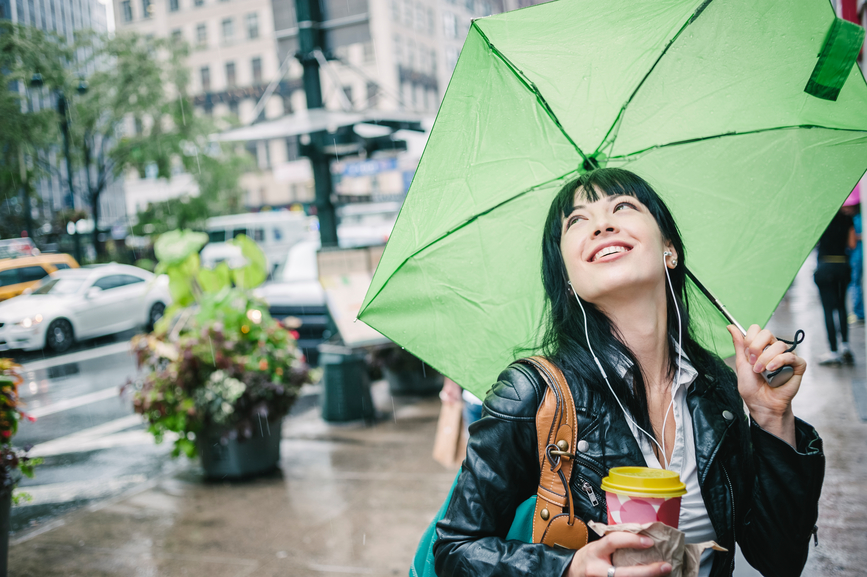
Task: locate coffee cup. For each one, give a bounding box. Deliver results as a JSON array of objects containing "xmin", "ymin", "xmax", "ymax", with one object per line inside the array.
[{"xmin": 600, "ymin": 466, "xmax": 687, "ymax": 528}]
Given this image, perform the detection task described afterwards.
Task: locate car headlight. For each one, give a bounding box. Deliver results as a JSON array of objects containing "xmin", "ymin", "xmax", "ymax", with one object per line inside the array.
[{"xmin": 15, "ymin": 314, "xmax": 43, "ymax": 328}]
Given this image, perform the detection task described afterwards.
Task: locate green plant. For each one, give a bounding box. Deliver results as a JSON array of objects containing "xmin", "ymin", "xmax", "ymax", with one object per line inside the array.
[
  {"xmin": 0, "ymin": 360, "xmax": 41, "ymax": 500},
  {"xmin": 125, "ymin": 231, "xmax": 316, "ymax": 457}
]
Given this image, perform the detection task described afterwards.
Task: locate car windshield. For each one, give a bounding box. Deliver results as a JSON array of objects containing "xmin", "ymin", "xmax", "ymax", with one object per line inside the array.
[
  {"xmin": 278, "ymin": 243, "xmax": 319, "ymax": 282},
  {"xmin": 32, "ymin": 277, "xmax": 86, "ymax": 295}
]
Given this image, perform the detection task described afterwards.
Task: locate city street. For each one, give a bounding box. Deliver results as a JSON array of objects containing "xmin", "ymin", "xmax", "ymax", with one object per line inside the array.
[
  {"xmin": 3, "ymin": 255, "xmax": 866, "ymax": 576},
  {"xmin": 6, "ymin": 331, "xmax": 178, "ymax": 535}
]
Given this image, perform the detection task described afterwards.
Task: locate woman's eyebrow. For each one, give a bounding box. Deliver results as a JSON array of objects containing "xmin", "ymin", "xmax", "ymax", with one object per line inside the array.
[{"xmin": 568, "ymin": 195, "xmax": 628, "ymax": 213}]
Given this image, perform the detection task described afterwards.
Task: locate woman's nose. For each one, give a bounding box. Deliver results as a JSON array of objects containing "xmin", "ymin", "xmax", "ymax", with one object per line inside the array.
[{"xmin": 593, "ymin": 223, "xmax": 617, "ymax": 237}]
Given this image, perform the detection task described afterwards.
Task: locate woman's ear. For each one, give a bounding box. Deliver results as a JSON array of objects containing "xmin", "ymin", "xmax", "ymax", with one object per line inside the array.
[{"xmin": 664, "ymin": 244, "xmax": 678, "ymax": 268}]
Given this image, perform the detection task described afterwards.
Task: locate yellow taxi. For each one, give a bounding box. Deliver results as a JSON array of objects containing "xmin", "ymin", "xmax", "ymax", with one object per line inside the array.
[{"xmin": 0, "ymin": 254, "xmax": 80, "ymax": 301}]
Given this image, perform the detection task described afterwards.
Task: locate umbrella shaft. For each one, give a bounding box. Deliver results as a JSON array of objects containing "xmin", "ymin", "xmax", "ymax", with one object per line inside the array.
[{"xmin": 685, "ymin": 269, "xmax": 747, "ymax": 336}]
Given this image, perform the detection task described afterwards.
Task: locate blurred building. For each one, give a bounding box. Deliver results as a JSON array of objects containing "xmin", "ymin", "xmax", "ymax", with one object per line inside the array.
[
  {"xmin": 112, "ymin": 0, "xmax": 300, "ymax": 212},
  {"xmin": 113, "ymin": 0, "xmax": 550, "ymax": 215},
  {"xmin": 1, "ymin": 0, "xmax": 126, "ymax": 242}
]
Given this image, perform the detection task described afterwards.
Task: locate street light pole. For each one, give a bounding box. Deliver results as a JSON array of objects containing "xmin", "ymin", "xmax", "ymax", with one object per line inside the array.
[
  {"xmin": 295, "ymin": 0, "xmax": 339, "ymax": 247},
  {"xmin": 57, "ymin": 91, "xmax": 77, "ymax": 211}
]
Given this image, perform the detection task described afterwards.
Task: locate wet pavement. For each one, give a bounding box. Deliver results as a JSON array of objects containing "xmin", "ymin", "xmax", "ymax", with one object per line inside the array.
[{"xmin": 6, "ymin": 255, "xmax": 867, "ymax": 576}]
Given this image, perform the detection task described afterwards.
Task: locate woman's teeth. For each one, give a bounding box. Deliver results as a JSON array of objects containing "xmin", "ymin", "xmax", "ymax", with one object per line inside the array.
[{"xmin": 592, "ymin": 246, "xmax": 629, "ymax": 262}]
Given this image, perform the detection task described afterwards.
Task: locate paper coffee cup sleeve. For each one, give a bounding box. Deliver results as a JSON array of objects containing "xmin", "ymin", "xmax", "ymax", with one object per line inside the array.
[{"xmin": 588, "ymin": 521, "xmax": 727, "ymax": 577}]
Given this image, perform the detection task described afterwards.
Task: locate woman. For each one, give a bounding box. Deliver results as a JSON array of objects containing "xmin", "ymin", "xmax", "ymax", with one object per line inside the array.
[{"xmin": 433, "ymin": 169, "xmax": 824, "ymax": 577}]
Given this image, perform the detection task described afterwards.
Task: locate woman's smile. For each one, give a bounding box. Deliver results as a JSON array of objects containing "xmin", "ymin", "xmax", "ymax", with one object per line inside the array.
[{"xmin": 588, "ymin": 241, "xmax": 633, "ymax": 263}]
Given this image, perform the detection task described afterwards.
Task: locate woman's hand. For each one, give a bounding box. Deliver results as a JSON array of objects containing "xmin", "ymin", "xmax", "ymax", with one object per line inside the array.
[
  {"xmin": 726, "ymin": 324, "xmax": 805, "ymax": 446},
  {"xmin": 566, "ymin": 533, "xmax": 672, "ymax": 577}
]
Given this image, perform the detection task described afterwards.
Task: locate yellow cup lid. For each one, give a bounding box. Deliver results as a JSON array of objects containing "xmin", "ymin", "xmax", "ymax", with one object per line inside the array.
[{"xmin": 600, "ymin": 466, "xmax": 687, "ymax": 498}]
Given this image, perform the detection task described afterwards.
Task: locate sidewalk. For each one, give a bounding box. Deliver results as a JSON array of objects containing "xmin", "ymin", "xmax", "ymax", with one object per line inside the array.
[{"xmin": 8, "ymin": 257, "xmax": 867, "ymax": 577}]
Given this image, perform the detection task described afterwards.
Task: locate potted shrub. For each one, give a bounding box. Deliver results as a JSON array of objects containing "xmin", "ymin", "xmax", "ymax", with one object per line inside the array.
[
  {"xmin": 125, "ymin": 230, "xmax": 316, "ymax": 479},
  {"xmin": 0, "ymin": 359, "xmax": 39, "ymax": 575}
]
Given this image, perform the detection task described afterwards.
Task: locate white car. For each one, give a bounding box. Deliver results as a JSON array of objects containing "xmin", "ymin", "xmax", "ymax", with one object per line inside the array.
[
  {"xmin": 0, "ymin": 264, "xmax": 170, "ymax": 353},
  {"xmin": 254, "ymin": 240, "xmax": 329, "ymax": 364}
]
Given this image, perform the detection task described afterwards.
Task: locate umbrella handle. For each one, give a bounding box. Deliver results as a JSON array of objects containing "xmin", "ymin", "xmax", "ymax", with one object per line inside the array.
[
  {"xmin": 763, "ymin": 365, "xmax": 794, "ymax": 388},
  {"xmin": 685, "ymin": 269, "xmax": 801, "ymax": 389}
]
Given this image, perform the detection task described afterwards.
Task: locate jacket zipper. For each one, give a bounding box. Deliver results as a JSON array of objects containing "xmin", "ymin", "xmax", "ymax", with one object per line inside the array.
[
  {"xmin": 722, "ymin": 465, "xmax": 736, "ymax": 572},
  {"xmin": 581, "ymin": 481, "xmax": 600, "ymax": 507}
]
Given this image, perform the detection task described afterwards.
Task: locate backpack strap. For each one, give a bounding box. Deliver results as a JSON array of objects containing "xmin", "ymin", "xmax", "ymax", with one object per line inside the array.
[{"xmin": 518, "ymin": 357, "xmax": 588, "ymax": 550}]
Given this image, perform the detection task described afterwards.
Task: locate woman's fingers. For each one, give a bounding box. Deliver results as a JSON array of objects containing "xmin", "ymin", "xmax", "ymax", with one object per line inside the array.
[
  {"xmin": 596, "ymin": 533, "xmax": 653, "ymax": 556},
  {"xmin": 571, "ymin": 534, "xmax": 673, "ymax": 577},
  {"xmin": 753, "ymin": 340, "xmax": 790, "ymax": 374},
  {"xmin": 766, "ymin": 352, "xmax": 807, "ymax": 376},
  {"xmin": 599, "ymin": 563, "xmax": 672, "ymax": 577},
  {"xmin": 744, "ymin": 326, "xmax": 776, "ymax": 365}
]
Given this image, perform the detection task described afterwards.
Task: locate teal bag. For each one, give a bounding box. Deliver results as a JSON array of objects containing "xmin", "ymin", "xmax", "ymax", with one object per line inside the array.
[{"xmin": 410, "ymin": 471, "xmax": 536, "ymax": 577}]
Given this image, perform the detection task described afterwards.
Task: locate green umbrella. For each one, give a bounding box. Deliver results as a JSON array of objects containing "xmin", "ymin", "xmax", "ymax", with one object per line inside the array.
[{"xmin": 358, "ymin": 0, "xmax": 867, "ymax": 399}]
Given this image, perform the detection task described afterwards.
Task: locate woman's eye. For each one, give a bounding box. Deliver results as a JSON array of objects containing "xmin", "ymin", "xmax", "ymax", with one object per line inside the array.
[
  {"xmin": 566, "ymin": 215, "xmax": 583, "ymax": 228},
  {"xmin": 614, "ymin": 201, "xmax": 636, "ymax": 212}
]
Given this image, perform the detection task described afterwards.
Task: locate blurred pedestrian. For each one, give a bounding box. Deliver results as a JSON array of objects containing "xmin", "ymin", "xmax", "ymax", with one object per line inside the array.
[
  {"xmin": 842, "ymin": 189, "xmax": 864, "ymax": 323},
  {"xmin": 815, "ymin": 208, "xmax": 856, "ymax": 365},
  {"xmin": 440, "ymin": 378, "xmax": 483, "ymax": 432}
]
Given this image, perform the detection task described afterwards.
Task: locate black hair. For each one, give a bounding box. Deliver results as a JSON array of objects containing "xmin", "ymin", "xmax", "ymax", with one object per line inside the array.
[{"xmin": 539, "ymin": 167, "xmax": 722, "ymax": 447}]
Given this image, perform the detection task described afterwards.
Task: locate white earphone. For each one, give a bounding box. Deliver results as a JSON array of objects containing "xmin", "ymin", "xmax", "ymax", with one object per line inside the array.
[{"xmin": 567, "ymin": 249, "xmax": 683, "ymax": 470}]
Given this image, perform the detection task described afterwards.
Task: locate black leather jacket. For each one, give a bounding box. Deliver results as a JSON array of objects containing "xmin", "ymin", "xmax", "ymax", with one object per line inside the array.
[{"xmin": 434, "ymin": 361, "xmax": 825, "ymax": 577}]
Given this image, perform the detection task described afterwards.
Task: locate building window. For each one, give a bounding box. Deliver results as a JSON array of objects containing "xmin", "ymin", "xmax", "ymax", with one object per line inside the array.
[
  {"xmin": 407, "ymin": 38, "xmax": 415, "ymax": 69},
  {"xmin": 415, "ymin": 3, "xmax": 425, "ymax": 31},
  {"xmin": 367, "ymin": 81, "xmax": 378, "ymax": 107},
  {"xmin": 362, "ymin": 41, "xmax": 375, "ymax": 63},
  {"xmin": 225, "ymin": 61, "xmax": 236, "ymax": 87},
  {"xmin": 196, "ymin": 23, "xmax": 207, "ymax": 46},
  {"xmin": 446, "ymin": 47, "xmax": 459, "ymax": 70},
  {"xmin": 221, "ymin": 18, "xmax": 234, "ymax": 43},
  {"xmin": 402, "ymin": 0, "xmax": 412, "ymax": 26},
  {"xmin": 169, "ymin": 0, "xmax": 179, "ymax": 12},
  {"xmin": 228, "ymin": 100, "xmax": 239, "ymax": 117},
  {"xmin": 246, "ymin": 12, "xmax": 258, "ymax": 39},
  {"xmin": 443, "ymin": 12, "xmax": 457, "ymax": 39},
  {"xmin": 200, "ymin": 66, "xmax": 211, "ymax": 91},
  {"xmin": 390, "ymin": 0, "xmax": 399, "ymax": 21},
  {"xmin": 171, "ymin": 28, "xmax": 183, "ymax": 43},
  {"xmin": 427, "ymin": 8, "xmax": 434, "ymax": 35},
  {"xmin": 194, "ymin": 0, "xmax": 203, "ymax": 6},
  {"xmin": 121, "ymin": 0, "xmax": 133, "ymax": 21},
  {"xmin": 142, "ymin": 0, "xmax": 152, "ymax": 17},
  {"xmin": 251, "ymin": 57, "xmax": 262, "ymax": 84},
  {"xmin": 393, "ymin": 34, "xmax": 402, "ymax": 64}
]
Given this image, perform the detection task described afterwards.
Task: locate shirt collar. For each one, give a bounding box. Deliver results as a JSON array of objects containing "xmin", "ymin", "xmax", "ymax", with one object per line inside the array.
[{"xmin": 611, "ymin": 340, "xmax": 699, "ymax": 393}]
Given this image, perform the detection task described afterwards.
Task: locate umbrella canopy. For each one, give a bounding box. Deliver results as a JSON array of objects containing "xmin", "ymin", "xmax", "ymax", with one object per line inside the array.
[{"xmin": 358, "ymin": 0, "xmax": 867, "ymax": 398}]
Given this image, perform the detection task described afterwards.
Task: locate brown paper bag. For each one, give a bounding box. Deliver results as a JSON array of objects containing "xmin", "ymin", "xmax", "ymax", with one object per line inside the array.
[
  {"xmin": 588, "ymin": 521, "xmax": 726, "ymax": 577},
  {"xmin": 432, "ymin": 400, "xmax": 466, "ymax": 468}
]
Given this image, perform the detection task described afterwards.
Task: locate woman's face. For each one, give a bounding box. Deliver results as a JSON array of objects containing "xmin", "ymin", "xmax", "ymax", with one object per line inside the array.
[{"xmin": 559, "ymin": 188, "xmax": 676, "ymax": 305}]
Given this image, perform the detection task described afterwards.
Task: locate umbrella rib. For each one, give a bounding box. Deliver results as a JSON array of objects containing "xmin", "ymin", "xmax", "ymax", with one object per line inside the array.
[
  {"xmin": 595, "ymin": 0, "xmax": 715, "ymax": 160},
  {"xmin": 359, "ymin": 169, "xmax": 579, "ymax": 317},
  {"xmin": 471, "ymin": 22, "xmax": 592, "ymax": 166},
  {"xmin": 605, "ymin": 124, "xmax": 867, "ymax": 162}
]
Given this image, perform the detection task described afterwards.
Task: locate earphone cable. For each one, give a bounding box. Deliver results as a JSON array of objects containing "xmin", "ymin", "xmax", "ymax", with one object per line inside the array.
[{"xmin": 569, "ymin": 282, "xmax": 667, "ymax": 461}]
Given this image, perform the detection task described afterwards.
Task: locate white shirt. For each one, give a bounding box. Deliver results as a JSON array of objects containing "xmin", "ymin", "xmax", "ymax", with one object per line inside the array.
[{"xmin": 614, "ymin": 344, "xmax": 717, "ymax": 577}]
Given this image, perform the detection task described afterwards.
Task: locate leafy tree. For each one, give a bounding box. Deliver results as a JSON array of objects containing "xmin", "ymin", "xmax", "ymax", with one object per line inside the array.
[
  {"xmin": 3, "ymin": 23, "xmax": 250, "ymax": 255},
  {"xmin": 0, "ymin": 22, "xmax": 67, "ymax": 241}
]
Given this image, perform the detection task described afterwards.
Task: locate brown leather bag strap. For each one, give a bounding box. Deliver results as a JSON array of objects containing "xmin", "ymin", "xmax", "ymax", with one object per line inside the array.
[{"xmin": 517, "ymin": 357, "xmax": 586, "ymax": 548}]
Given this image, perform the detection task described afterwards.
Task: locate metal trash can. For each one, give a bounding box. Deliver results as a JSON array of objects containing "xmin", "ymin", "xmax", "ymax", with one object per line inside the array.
[{"xmin": 318, "ymin": 342, "xmax": 375, "ymax": 422}]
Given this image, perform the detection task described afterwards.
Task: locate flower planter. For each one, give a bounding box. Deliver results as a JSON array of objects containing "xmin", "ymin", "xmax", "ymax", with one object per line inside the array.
[
  {"xmin": 0, "ymin": 490, "xmax": 10, "ymax": 577},
  {"xmin": 384, "ymin": 366, "xmax": 444, "ymax": 396},
  {"xmin": 197, "ymin": 419, "xmax": 282, "ymax": 479}
]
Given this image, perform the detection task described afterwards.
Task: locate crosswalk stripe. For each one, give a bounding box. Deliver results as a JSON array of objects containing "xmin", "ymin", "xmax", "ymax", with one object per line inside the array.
[{"xmin": 27, "ymin": 386, "xmax": 121, "ymax": 418}]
